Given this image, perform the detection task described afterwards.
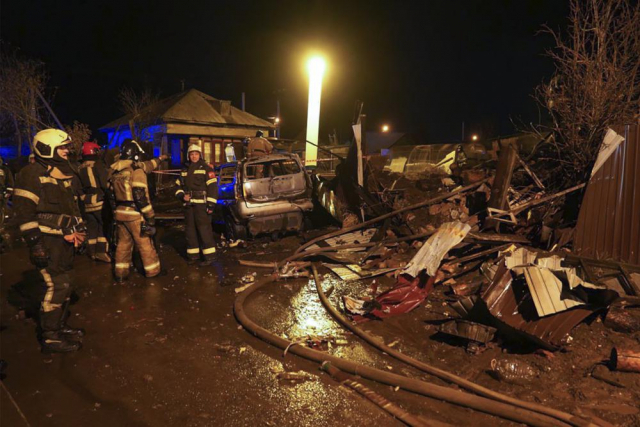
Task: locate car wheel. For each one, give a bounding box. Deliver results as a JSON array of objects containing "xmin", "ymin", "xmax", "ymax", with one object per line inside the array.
[{"xmin": 224, "ymin": 214, "xmax": 247, "ymax": 240}]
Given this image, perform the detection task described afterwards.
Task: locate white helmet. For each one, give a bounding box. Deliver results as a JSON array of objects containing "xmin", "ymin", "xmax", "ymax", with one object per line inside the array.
[
  {"xmin": 187, "ymin": 144, "xmax": 202, "ymax": 154},
  {"xmin": 33, "ymin": 129, "xmax": 72, "ymax": 159}
]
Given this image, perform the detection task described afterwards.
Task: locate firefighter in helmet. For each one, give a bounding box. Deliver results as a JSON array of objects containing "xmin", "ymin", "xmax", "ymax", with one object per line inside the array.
[
  {"xmin": 108, "ymin": 139, "xmax": 167, "ymax": 282},
  {"xmin": 175, "ymin": 144, "xmax": 218, "ymax": 265},
  {"xmin": 0, "ymin": 155, "xmax": 14, "ymax": 199},
  {"xmin": 78, "ymin": 141, "xmax": 111, "ymax": 262},
  {"xmin": 13, "ymin": 129, "xmax": 87, "ymax": 353},
  {"xmin": 246, "ymin": 130, "xmax": 273, "ymax": 158}
]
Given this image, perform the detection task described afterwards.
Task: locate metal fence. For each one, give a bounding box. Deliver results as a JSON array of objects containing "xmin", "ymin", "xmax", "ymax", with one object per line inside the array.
[{"xmin": 574, "ymin": 123, "xmax": 640, "ymax": 266}]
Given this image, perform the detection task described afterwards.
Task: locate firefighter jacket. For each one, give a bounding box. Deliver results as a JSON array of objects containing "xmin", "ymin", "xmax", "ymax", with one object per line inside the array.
[
  {"xmin": 109, "ymin": 158, "xmax": 161, "ymax": 222},
  {"xmin": 78, "ymin": 160, "xmax": 109, "ymax": 213},
  {"xmin": 247, "ymin": 137, "xmax": 273, "ymax": 157},
  {"xmin": 0, "ymin": 164, "xmax": 14, "ymax": 194},
  {"xmin": 13, "ymin": 162, "xmax": 84, "ymax": 244},
  {"xmin": 174, "ymin": 160, "xmax": 217, "ymax": 207}
]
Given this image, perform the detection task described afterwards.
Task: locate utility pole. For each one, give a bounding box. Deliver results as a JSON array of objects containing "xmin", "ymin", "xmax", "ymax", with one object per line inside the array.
[
  {"xmin": 461, "ymin": 121, "xmax": 465, "ymax": 141},
  {"xmin": 241, "ymin": 92, "xmax": 246, "ymax": 111}
]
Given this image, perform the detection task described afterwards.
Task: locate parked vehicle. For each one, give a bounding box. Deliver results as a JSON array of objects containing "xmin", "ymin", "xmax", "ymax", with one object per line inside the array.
[{"xmin": 216, "ymin": 153, "xmax": 313, "ymax": 239}]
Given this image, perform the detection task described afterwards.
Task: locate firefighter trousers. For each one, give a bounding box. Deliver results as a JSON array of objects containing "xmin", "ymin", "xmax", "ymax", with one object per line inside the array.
[
  {"xmin": 39, "ymin": 235, "xmax": 75, "ymax": 332},
  {"xmin": 185, "ymin": 204, "xmax": 216, "ymax": 261},
  {"xmin": 114, "ymin": 218, "xmax": 161, "ymax": 279},
  {"xmin": 85, "ymin": 210, "xmax": 108, "ymax": 256}
]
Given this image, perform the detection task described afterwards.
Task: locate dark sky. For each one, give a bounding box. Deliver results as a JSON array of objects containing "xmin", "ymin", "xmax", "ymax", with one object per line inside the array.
[{"xmin": 1, "ymin": 0, "xmax": 569, "ymax": 142}]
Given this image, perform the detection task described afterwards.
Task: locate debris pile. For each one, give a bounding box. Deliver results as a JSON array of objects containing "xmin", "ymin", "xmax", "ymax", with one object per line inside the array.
[{"xmin": 304, "ymin": 127, "xmax": 640, "ymax": 358}]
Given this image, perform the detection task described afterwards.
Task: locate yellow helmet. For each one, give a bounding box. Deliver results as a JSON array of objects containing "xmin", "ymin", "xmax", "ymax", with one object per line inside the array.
[
  {"xmin": 32, "ymin": 129, "xmax": 72, "ymax": 159},
  {"xmin": 187, "ymin": 144, "xmax": 202, "ymax": 154}
]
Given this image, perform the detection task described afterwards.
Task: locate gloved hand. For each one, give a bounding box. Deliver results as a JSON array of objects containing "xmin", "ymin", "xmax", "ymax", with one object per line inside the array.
[
  {"xmin": 30, "ymin": 241, "xmax": 49, "ymax": 269},
  {"xmin": 141, "ymin": 219, "xmax": 156, "ymax": 237},
  {"xmin": 159, "ymin": 154, "xmax": 169, "ymax": 161},
  {"xmin": 206, "ymin": 203, "xmax": 215, "ymax": 215}
]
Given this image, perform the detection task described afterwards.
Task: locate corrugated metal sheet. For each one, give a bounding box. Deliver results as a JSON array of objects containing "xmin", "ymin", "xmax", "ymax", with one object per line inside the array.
[
  {"xmin": 520, "ymin": 266, "xmax": 584, "ymax": 316},
  {"xmin": 481, "ymin": 262, "xmax": 594, "ymax": 350},
  {"xmin": 574, "ymin": 124, "xmax": 640, "ymax": 266}
]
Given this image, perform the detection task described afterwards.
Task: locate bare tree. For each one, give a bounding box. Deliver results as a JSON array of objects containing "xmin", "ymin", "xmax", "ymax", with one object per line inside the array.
[
  {"xmin": 64, "ymin": 120, "xmax": 93, "ymax": 154},
  {"xmin": 118, "ymin": 86, "xmax": 159, "ymax": 142},
  {"xmin": 0, "ymin": 43, "xmax": 57, "ymax": 156},
  {"xmin": 533, "ymin": 0, "xmax": 640, "ymax": 190}
]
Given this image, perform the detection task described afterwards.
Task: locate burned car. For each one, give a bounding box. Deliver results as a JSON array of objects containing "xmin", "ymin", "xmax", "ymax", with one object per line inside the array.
[{"xmin": 216, "ymin": 153, "xmax": 313, "ymax": 239}]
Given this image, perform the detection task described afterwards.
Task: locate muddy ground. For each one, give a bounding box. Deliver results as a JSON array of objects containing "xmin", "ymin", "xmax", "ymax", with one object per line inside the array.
[{"xmin": 1, "ymin": 223, "xmax": 640, "ymax": 427}]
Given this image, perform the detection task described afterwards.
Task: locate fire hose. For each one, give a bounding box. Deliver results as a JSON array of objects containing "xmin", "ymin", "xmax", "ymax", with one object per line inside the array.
[
  {"xmin": 310, "ymin": 265, "xmax": 600, "ymax": 427},
  {"xmin": 234, "ymin": 273, "xmax": 593, "ymax": 427}
]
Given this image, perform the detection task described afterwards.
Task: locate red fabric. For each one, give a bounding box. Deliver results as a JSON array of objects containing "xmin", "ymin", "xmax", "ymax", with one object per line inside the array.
[{"xmin": 353, "ymin": 272, "xmax": 435, "ymax": 323}]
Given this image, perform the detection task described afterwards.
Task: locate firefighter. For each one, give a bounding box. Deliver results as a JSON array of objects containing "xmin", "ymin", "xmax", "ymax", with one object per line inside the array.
[
  {"xmin": 13, "ymin": 129, "xmax": 86, "ymax": 353},
  {"xmin": 109, "ymin": 139, "xmax": 167, "ymax": 282},
  {"xmin": 175, "ymin": 144, "xmax": 218, "ymax": 266},
  {"xmin": 0, "ymin": 155, "xmax": 14, "ymax": 197},
  {"xmin": 247, "ymin": 130, "xmax": 273, "ymax": 158},
  {"xmin": 78, "ymin": 142, "xmax": 111, "ymax": 262}
]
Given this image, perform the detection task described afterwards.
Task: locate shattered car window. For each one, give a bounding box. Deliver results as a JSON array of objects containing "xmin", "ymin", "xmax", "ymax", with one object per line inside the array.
[
  {"xmin": 245, "ymin": 160, "xmax": 301, "ymax": 180},
  {"xmin": 272, "ymin": 160, "xmax": 301, "ymax": 176},
  {"xmin": 219, "ymin": 166, "xmax": 235, "ymax": 184}
]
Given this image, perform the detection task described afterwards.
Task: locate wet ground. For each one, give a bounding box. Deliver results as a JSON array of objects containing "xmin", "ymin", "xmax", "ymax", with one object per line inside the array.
[{"xmin": 1, "ymin": 224, "xmax": 640, "ymax": 426}]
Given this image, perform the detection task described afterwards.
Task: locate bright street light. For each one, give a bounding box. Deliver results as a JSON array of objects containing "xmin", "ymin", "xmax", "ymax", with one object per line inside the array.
[
  {"xmin": 382, "ymin": 124, "xmax": 390, "ymax": 132},
  {"xmin": 305, "ymin": 56, "xmax": 326, "ymax": 168},
  {"xmin": 471, "ymin": 134, "xmax": 479, "ymax": 141}
]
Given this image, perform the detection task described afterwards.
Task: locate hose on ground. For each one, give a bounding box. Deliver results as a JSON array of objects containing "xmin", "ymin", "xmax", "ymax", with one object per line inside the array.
[
  {"xmin": 234, "ymin": 274, "xmax": 576, "ymax": 427},
  {"xmin": 320, "ymin": 361, "xmax": 437, "ymax": 427},
  {"xmin": 311, "ymin": 265, "xmax": 598, "ymax": 427}
]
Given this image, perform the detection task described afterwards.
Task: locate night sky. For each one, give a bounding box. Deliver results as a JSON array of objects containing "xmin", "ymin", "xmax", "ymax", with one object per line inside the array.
[{"xmin": 1, "ymin": 0, "xmax": 569, "ymax": 143}]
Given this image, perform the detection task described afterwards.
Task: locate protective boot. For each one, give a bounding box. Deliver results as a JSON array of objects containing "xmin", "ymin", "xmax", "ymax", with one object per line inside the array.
[
  {"xmin": 59, "ymin": 301, "xmax": 85, "ymax": 339},
  {"xmin": 93, "ymin": 252, "xmax": 112, "ymax": 263},
  {"xmin": 41, "ymin": 331, "xmax": 82, "ymax": 353}
]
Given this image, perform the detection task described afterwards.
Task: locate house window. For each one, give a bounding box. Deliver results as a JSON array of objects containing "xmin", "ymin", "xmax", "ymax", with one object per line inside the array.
[
  {"xmin": 203, "ymin": 141, "xmax": 212, "ymax": 163},
  {"xmin": 215, "ymin": 142, "xmax": 222, "ymax": 164}
]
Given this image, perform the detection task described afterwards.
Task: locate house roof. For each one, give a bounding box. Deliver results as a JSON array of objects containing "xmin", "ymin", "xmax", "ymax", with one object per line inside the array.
[
  {"xmin": 366, "ymin": 132, "xmax": 407, "ymax": 153},
  {"xmin": 100, "ymin": 89, "xmax": 275, "ymax": 131}
]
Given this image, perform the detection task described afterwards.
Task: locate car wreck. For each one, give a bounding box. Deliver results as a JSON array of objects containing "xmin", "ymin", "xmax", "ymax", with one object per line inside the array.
[{"xmin": 216, "ymin": 152, "xmax": 313, "ymax": 240}]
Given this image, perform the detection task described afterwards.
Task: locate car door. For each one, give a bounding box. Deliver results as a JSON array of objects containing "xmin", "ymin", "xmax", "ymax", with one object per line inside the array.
[{"xmin": 217, "ymin": 163, "xmax": 237, "ymax": 203}]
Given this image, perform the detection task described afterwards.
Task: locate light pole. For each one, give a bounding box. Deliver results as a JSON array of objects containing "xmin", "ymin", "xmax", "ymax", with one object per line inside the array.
[{"xmin": 305, "ymin": 56, "xmax": 326, "ymax": 168}]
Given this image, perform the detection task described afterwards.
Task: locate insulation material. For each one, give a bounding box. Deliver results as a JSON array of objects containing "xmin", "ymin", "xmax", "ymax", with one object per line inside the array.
[{"xmin": 402, "ymin": 221, "xmax": 471, "ymax": 277}]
